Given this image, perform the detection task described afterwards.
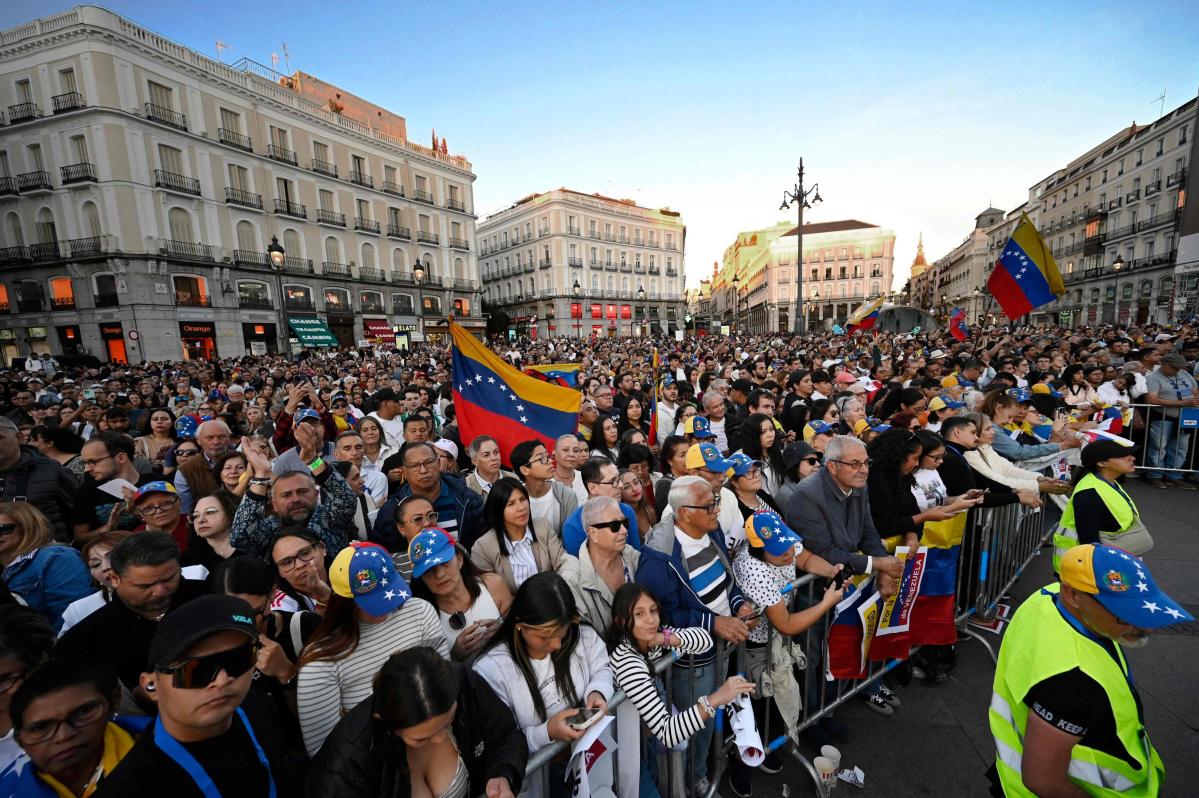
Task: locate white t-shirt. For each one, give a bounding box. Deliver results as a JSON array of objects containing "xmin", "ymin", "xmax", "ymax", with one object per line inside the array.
[
  {"xmin": 369, "ymin": 412, "xmax": 405, "ymax": 448},
  {"xmin": 528, "ymin": 487, "xmax": 561, "ymax": 533},
  {"xmin": 709, "ymin": 417, "xmax": 728, "ymax": 454},
  {"xmin": 675, "ymin": 530, "xmax": 732, "ymax": 616},
  {"xmin": 529, "ymin": 655, "xmax": 568, "ymax": 721}
]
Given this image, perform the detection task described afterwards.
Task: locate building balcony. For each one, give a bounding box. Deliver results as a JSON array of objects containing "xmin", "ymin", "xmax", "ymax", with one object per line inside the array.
[
  {"xmin": 362, "ymin": 302, "xmax": 387, "ymax": 314},
  {"xmin": 360, "ymin": 266, "xmax": 387, "ymax": 282},
  {"xmin": 326, "ymin": 305, "xmax": 354, "ymax": 317},
  {"xmin": 604, "ymin": 262, "xmax": 617, "ymax": 272},
  {"xmin": 1136, "ymin": 207, "xmax": 1182, "ymax": 232},
  {"xmin": 666, "ymin": 268, "xmax": 678, "ymax": 277},
  {"xmin": 67, "ymin": 236, "xmax": 104, "ymax": 258},
  {"xmin": 649, "ymin": 266, "xmax": 660, "ymax": 275},
  {"xmin": 16, "ymin": 298, "xmax": 43, "ymax": 313},
  {"xmin": 354, "ymin": 217, "xmax": 381, "ymax": 234},
  {"xmin": 155, "ymin": 169, "xmax": 200, "ymax": 196},
  {"xmin": 317, "ymin": 209, "xmax": 346, "ymax": 227},
  {"xmin": 95, "ymin": 292, "xmax": 119, "ymax": 308},
  {"xmin": 8, "ymin": 101, "xmax": 42, "ymax": 123},
  {"xmin": 382, "ymin": 180, "xmax": 404, "ymax": 196},
  {"xmin": 285, "ymin": 298, "xmax": 316, "ymax": 312},
  {"xmin": 634, "ymin": 264, "xmax": 645, "ymax": 273},
  {"xmin": 453, "ymin": 278, "xmax": 478, "ymax": 291},
  {"xmin": 412, "ymin": 189, "xmax": 434, "ymax": 204},
  {"xmin": 311, "ymin": 158, "xmax": 338, "ymax": 178},
  {"xmin": 567, "ymin": 226, "xmax": 581, "ymax": 236},
  {"xmin": 449, "ymin": 237, "xmax": 469, "ymax": 250},
  {"xmin": 174, "ymin": 295, "xmax": 212, "ymax": 308},
  {"xmin": 0, "ymin": 246, "xmax": 31, "ymax": 266},
  {"xmin": 446, "ymin": 198, "xmax": 466, "ymax": 212},
  {"xmin": 568, "ymin": 257, "xmax": 583, "ymax": 267},
  {"xmin": 387, "ymin": 224, "xmax": 411, "ymax": 240},
  {"xmin": 522, "ymin": 262, "xmax": 535, "ymax": 273},
  {"xmin": 1125, "ymin": 190, "xmax": 1140, "ymax": 202},
  {"xmin": 16, "ymin": 171, "xmax": 53, "ymax": 192},
  {"xmin": 1144, "ymin": 180, "xmax": 1161, "ymax": 196},
  {"xmin": 619, "ymin": 263, "xmax": 631, "ymax": 273},
  {"xmin": 422, "ymin": 306, "xmax": 443, "ymax": 317},
  {"xmin": 238, "ymin": 296, "xmax": 274, "ymax": 310},
  {"xmin": 1166, "ymin": 168, "xmax": 1187, "ymax": 188},
  {"xmin": 145, "ymin": 102, "xmax": 186, "ymax": 130},
  {"xmin": 233, "ymin": 250, "xmax": 271, "ymax": 269},
  {"xmin": 282, "ymin": 256, "xmax": 314, "ymax": 274},
  {"xmin": 539, "ymin": 227, "xmax": 550, "ymax": 238},
  {"xmin": 417, "ymin": 230, "xmax": 439, "ymax": 244},
  {"xmin": 60, "ymin": 162, "xmax": 97, "ymax": 184},
  {"xmin": 665, "ymin": 243, "xmax": 677, "ymax": 251},
  {"xmin": 267, "ymin": 144, "xmax": 298, "ymax": 165},
  {"xmin": 350, "ymin": 170, "xmax": 374, "ymax": 188},
  {"xmin": 392, "ymin": 302, "xmax": 415, "ymax": 314},
  {"xmin": 162, "ymin": 240, "xmax": 214, "ymax": 261},
  {"xmin": 51, "ymin": 91, "xmax": 85, "ymax": 113},
  {"xmin": 225, "ymin": 187, "xmax": 263, "ymax": 210},
  {"xmin": 634, "ymin": 238, "xmax": 644, "ymax": 247},
  {"xmin": 587, "ymin": 231, "xmax": 601, "ymax": 240},
  {"xmin": 274, "ymin": 198, "xmax": 307, "ymax": 219},
  {"xmin": 214, "ymin": 127, "xmax": 252, "ymax": 151},
  {"xmin": 539, "ymin": 259, "xmax": 552, "ymax": 269},
  {"xmin": 0, "ymin": 177, "xmax": 16, "ymax": 196},
  {"xmin": 322, "ymin": 261, "xmax": 354, "ymax": 278},
  {"xmin": 602, "ymin": 232, "xmax": 615, "ymax": 242},
  {"xmin": 390, "ymin": 271, "xmax": 416, "ymax": 286},
  {"xmin": 30, "ymin": 242, "xmax": 62, "ymax": 261}
]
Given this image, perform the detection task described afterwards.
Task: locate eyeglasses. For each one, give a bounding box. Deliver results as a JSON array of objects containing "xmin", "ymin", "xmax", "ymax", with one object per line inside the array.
[
  {"xmin": 175, "ymin": 449, "xmax": 200, "ymax": 458},
  {"xmin": 800, "ymin": 457, "xmax": 821, "ymax": 466},
  {"xmin": 447, "ymin": 611, "xmax": 467, "ymax": 631},
  {"xmin": 138, "ymin": 499, "xmax": 178, "ymax": 516},
  {"xmin": 528, "ymin": 453, "xmax": 552, "ymax": 466},
  {"xmin": 15, "ymin": 698, "xmax": 109, "ymax": 745},
  {"xmin": 923, "ymin": 452, "xmax": 946, "ymax": 462},
  {"xmin": 404, "ymin": 458, "xmax": 438, "ymax": 472},
  {"xmin": 81, "ymin": 455, "xmax": 113, "ymax": 467},
  {"xmin": 830, "ymin": 459, "xmax": 872, "ymax": 470},
  {"xmin": 275, "ymin": 544, "xmax": 320, "ymax": 572},
  {"xmin": 589, "ymin": 519, "xmax": 628, "ymax": 533},
  {"xmin": 683, "ymin": 498, "xmax": 721, "ymax": 513},
  {"xmin": 0, "ymin": 669, "xmax": 25, "ymax": 694},
  {"xmin": 0, "ymin": 523, "xmax": 18, "ymax": 536},
  {"xmin": 592, "ymin": 477, "xmax": 621, "ymax": 487},
  {"xmin": 402, "ymin": 510, "xmax": 439, "ymax": 527},
  {"xmin": 156, "ymin": 641, "xmax": 258, "ymax": 689}
]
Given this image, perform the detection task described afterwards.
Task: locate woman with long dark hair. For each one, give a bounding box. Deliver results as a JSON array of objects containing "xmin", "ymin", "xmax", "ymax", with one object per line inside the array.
[
  {"xmin": 738, "ymin": 412, "xmax": 786, "ymax": 494},
  {"xmin": 866, "ymin": 429, "xmax": 967, "ymax": 552},
  {"xmin": 474, "ymin": 572, "xmax": 613, "ymax": 792},
  {"xmin": 410, "ymin": 528, "xmax": 512, "ymax": 662},
  {"xmin": 1061, "ymin": 364, "xmax": 1100, "ymax": 410},
  {"xmin": 617, "ymin": 394, "xmax": 651, "ymax": 440},
  {"xmin": 589, "ymin": 417, "xmax": 620, "ymax": 461},
  {"xmin": 28, "ymin": 424, "xmax": 85, "ymax": 478},
  {"xmin": 133, "ymin": 407, "xmax": 178, "ymax": 472},
  {"xmin": 653, "ymin": 435, "xmax": 691, "ymax": 518},
  {"xmin": 308, "ymin": 647, "xmax": 528, "ymax": 798},
  {"xmin": 471, "ymin": 478, "xmax": 578, "ymax": 594},
  {"xmin": 296, "ymin": 541, "xmax": 449, "ymax": 756}
]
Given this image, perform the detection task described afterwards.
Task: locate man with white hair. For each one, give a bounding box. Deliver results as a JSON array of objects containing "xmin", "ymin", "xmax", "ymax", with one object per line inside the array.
[
  {"xmin": 636, "ymin": 475, "xmax": 755, "ymax": 795},
  {"xmin": 173, "ymin": 419, "xmax": 233, "ymax": 514},
  {"xmin": 701, "ymin": 390, "xmax": 729, "ymax": 455},
  {"xmin": 570, "ymin": 495, "xmax": 640, "ymax": 634}
]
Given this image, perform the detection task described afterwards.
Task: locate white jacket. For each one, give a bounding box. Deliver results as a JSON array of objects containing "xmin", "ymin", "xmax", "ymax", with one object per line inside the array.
[
  {"xmin": 963, "ymin": 444, "xmax": 1041, "ymax": 493},
  {"xmin": 473, "ymin": 623, "xmax": 614, "ymax": 752}
]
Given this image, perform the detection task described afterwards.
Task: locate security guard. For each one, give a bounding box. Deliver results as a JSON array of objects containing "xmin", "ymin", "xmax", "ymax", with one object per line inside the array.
[
  {"xmin": 989, "ymin": 544, "xmax": 1192, "ymax": 796},
  {"xmin": 1054, "ymin": 440, "xmax": 1144, "ymax": 572}
]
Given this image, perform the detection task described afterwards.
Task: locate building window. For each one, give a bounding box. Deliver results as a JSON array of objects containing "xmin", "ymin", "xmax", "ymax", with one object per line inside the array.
[
  {"xmin": 324, "ymin": 288, "xmax": 351, "ymax": 311},
  {"xmin": 157, "ymin": 144, "xmax": 183, "ymax": 175},
  {"xmin": 148, "ymin": 80, "xmax": 173, "ymax": 109},
  {"xmin": 393, "ymin": 293, "xmax": 414, "ymax": 314}
]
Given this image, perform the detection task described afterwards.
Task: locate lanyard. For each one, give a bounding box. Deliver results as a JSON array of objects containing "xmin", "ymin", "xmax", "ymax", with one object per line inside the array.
[{"xmin": 153, "ymin": 708, "xmax": 277, "ymax": 798}]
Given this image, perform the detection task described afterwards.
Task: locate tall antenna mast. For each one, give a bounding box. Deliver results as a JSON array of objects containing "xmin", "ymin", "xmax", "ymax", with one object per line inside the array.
[
  {"xmin": 1152, "ymin": 87, "xmax": 1166, "ymax": 119},
  {"xmin": 282, "ymin": 42, "xmax": 291, "ymax": 74}
]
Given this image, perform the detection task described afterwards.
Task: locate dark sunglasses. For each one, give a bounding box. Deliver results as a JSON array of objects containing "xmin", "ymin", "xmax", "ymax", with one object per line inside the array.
[
  {"xmin": 448, "ymin": 611, "xmax": 467, "ymax": 631},
  {"xmin": 800, "ymin": 457, "xmax": 821, "ymax": 466},
  {"xmin": 0, "ymin": 523, "xmax": 18, "ymax": 535},
  {"xmin": 156, "ymin": 641, "xmax": 258, "ymax": 689},
  {"xmin": 589, "ymin": 519, "xmax": 628, "ymax": 534}
]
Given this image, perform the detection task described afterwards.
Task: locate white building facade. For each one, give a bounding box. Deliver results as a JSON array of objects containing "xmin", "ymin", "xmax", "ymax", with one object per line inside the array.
[
  {"xmin": 477, "ymin": 189, "xmax": 686, "ymax": 338},
  {"xmin": 0, "ymin": 6, "xmax": 482, "ymax": 364}
]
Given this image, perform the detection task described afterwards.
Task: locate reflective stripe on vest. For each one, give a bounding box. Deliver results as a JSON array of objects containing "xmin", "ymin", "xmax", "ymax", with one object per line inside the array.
[
  {"xmin": 989, "ymin": 587, "xmax": 1163, "ymax": 796},
  {"xmin": 1054, "ymin": 473, "xmax": 1138, "ymax": 571}
]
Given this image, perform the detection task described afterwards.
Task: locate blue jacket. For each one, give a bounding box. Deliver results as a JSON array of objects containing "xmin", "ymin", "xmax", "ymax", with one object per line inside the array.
[
  {"xmin": 635, "ymin": 524, "xmax": 746, "ymax": 665},
  {"xmin": 0, "ymin": 715, "xmax": 150, "ymax": 797},
  {"xmin": 372, "ymin": 471, "xmax": 485, "ymax": 550},
  {"xmin": 561, "ymin": 502, "xmax": 640, "ymax": 556},
  {"xmin": 2, "ymin": 545, "xmax": 92, "ymax": 634},
  {"xmin": 989, "ymin": 422, "xmax": 1061, "ymax": 462}
]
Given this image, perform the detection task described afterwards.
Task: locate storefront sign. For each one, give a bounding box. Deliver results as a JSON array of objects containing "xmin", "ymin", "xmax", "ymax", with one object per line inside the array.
[
  {"xmin": 250, "ymin": 341, "xmax": 267, "ymax": 355},
  {"xmin": 100, "ymin": 324, "xmax": 124, "ymax": 340},
  {"xmin": 180, "ymin": 322, "xmax": 216, "ymax": 338}
]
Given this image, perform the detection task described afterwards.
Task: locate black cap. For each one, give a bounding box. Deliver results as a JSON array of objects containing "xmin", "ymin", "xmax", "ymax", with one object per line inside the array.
[
  {"xmin": 1081, "ymin": 439, "xmax": 1139, "ymax": 471},
  {"xmin": 731, "ymin": 378, "xmax": 754, "ymax": 394},
  {"xmin": 372, "ymin": 388, "xmax": 399, "ymax": 403},
  {"xmin": 783, "ymin": 441, "xmax": 819, "ymax": 470},
  {"xmin": 148, "ymin": 595, "xmax": 258, "ymax": 669}
]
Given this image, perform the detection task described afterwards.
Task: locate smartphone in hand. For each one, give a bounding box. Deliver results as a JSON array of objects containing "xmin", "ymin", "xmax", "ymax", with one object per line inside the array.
[{"xmin": 568, "ymin": 706, "xmax": 603, "ymax": 731}]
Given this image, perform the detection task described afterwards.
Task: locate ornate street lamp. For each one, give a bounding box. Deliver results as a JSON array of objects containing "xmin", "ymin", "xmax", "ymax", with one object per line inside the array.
[{"xmin": 779, "ymin": 159, "xmax": 822, "ymax": 334}]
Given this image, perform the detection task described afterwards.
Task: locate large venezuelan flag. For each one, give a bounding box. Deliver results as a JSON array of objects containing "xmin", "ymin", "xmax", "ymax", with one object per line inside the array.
[
  {"xmin": 450, "ymin": 322, "xmax": 582, "ymax": 466},
  {"xmin": 846, "ymin": 296, "xmax": 885, "ymax": 333},
  {"xmin": 987, "ymin": 214, "xmax": 1065, "ymax": 319}
]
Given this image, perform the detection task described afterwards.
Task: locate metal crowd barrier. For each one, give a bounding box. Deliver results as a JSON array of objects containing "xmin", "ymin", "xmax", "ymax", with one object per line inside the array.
[
  {"xmin": 1125, "ymin": 402, "xmax": 1199, "ymax": 476},
  {"xmin": 522, "ymin": 503, "xmax": 1053, "ymax": 797}
]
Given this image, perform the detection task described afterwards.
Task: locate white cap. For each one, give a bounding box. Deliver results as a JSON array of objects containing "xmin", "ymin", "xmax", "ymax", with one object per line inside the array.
[
  {"xmin": 1154, "ymin": 333, "xmax": 1177, "ymax": 343},
  {"xmin": 432, "ymin": 438, "xmax": 458, "ymax": 460}
]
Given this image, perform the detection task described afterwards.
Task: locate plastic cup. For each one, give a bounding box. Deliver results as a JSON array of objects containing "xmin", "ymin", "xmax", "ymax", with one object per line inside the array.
[
  {"xmin": 814, "ymin": 756, "xmax": 837, "ymax": 790},
  {"xmin": 821, "ymin": 745, "xmax": 842, "ymax": 771}
]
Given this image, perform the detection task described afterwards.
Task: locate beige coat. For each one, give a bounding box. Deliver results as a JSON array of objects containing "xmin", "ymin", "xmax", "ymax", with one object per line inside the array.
[
  {"xmin": 469, "ymin": 517, "xmax": 580, "ymax": 594},
  {"xmin": 571, "ymin": 541, "xmax": 640, "ymax": 636}
]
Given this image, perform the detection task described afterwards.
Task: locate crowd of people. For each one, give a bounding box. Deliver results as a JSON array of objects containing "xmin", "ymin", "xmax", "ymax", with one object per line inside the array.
[{"xmin": 0, "ymin": 319, "xmax": 1196, "ymax": 797}]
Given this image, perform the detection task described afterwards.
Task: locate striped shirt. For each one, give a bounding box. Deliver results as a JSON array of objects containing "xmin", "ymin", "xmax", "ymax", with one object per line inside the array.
[
  {"xmin": 610, "ymin": 627, "xmax": 714, "ymax": 748},
  {"xmin": 676, "ymin": 530, "xmax": 732, "ymax": 616},
  {"xmin": 297, "ymin": 597, "xmax": 449, "ymax": 755},
  {"xmin": 508, "ymin": 532, "xmax": 538, "ymax": 588}
]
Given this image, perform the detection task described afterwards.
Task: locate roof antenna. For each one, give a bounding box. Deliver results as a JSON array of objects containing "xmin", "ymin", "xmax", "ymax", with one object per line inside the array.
[
  {"xmin": 1152, "ymin": 88, "xmax": 1166, "ymax": 119},
  {"xmin": 281, "ymin": 42, "xmax": 291, "ymax": 74}
]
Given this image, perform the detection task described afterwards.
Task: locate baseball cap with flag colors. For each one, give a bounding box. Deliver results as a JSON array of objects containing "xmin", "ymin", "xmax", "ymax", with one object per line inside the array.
[
  {"xmin": 685, "ymin": 442, "xmax": 733, "ymax": 476},
  {"xmin": 684, "ymin": 415, "xmax": 713, "ymax": 439},
  {"xmin": 745, "ymin": 511, "xmax": 803, "ymax": 557},
  {"xmin": 329, "ymin": 541, "xmax": 410, "ymax": 616},
  {"xmin": 409, "ymin": 528, "xmax": 458, "ymax": 579},
  {"xmin": 1059, "ymin": 544, "xmax": 1193, "ymax": 629}
]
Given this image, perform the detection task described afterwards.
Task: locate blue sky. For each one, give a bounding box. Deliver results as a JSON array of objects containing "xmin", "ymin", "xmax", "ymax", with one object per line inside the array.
[{"xmin": 7, "ymin": 1, "xmax": 1199, "ymax": 289}]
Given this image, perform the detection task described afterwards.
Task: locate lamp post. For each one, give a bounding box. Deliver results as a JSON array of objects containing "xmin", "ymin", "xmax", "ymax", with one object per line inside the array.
[
  {"xmin": 266, "ymin": 235, "xmax": 287, "ymax": 354},
  {"xmin": 731, "ymin": 274, "xmax": 740, "ymax": 332},
  {"xmin": 779, "ymin": 158, "xmax": 822, "ymax": 335},
  {"xmin": 637, "ymin": 284, "xmax": 647, "ymax": 337},
  {"xmin": 572, "ymin": 279, "xmax": 582, "ymax": 338},
  {"xmin": 939, "ymin": 293, "xmax": 948, "ymax": 324},
  {"xmin": 809, "ymin": 288, "xmax": 820, "ymax": 331},
  {"xmin": 414, "ymin": 262, "xmax": 426, "ymax": 342},
  {"xmin": 972, "ymin": 286, "xmax": 983, "ymax": 326},
  {"xmin": 1110, "ymin": 254, "xmax": 1125, "ymax": 324}
]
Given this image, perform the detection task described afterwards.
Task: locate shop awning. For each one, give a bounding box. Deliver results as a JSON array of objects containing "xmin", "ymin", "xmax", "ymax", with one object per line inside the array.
[
  {"xmin": 362, "ymin": 318, "xmax": 395, "ymax": 344},
  {"xmin": 288, "ymin": 317, "xmax": 337, "ymax": 347}
]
